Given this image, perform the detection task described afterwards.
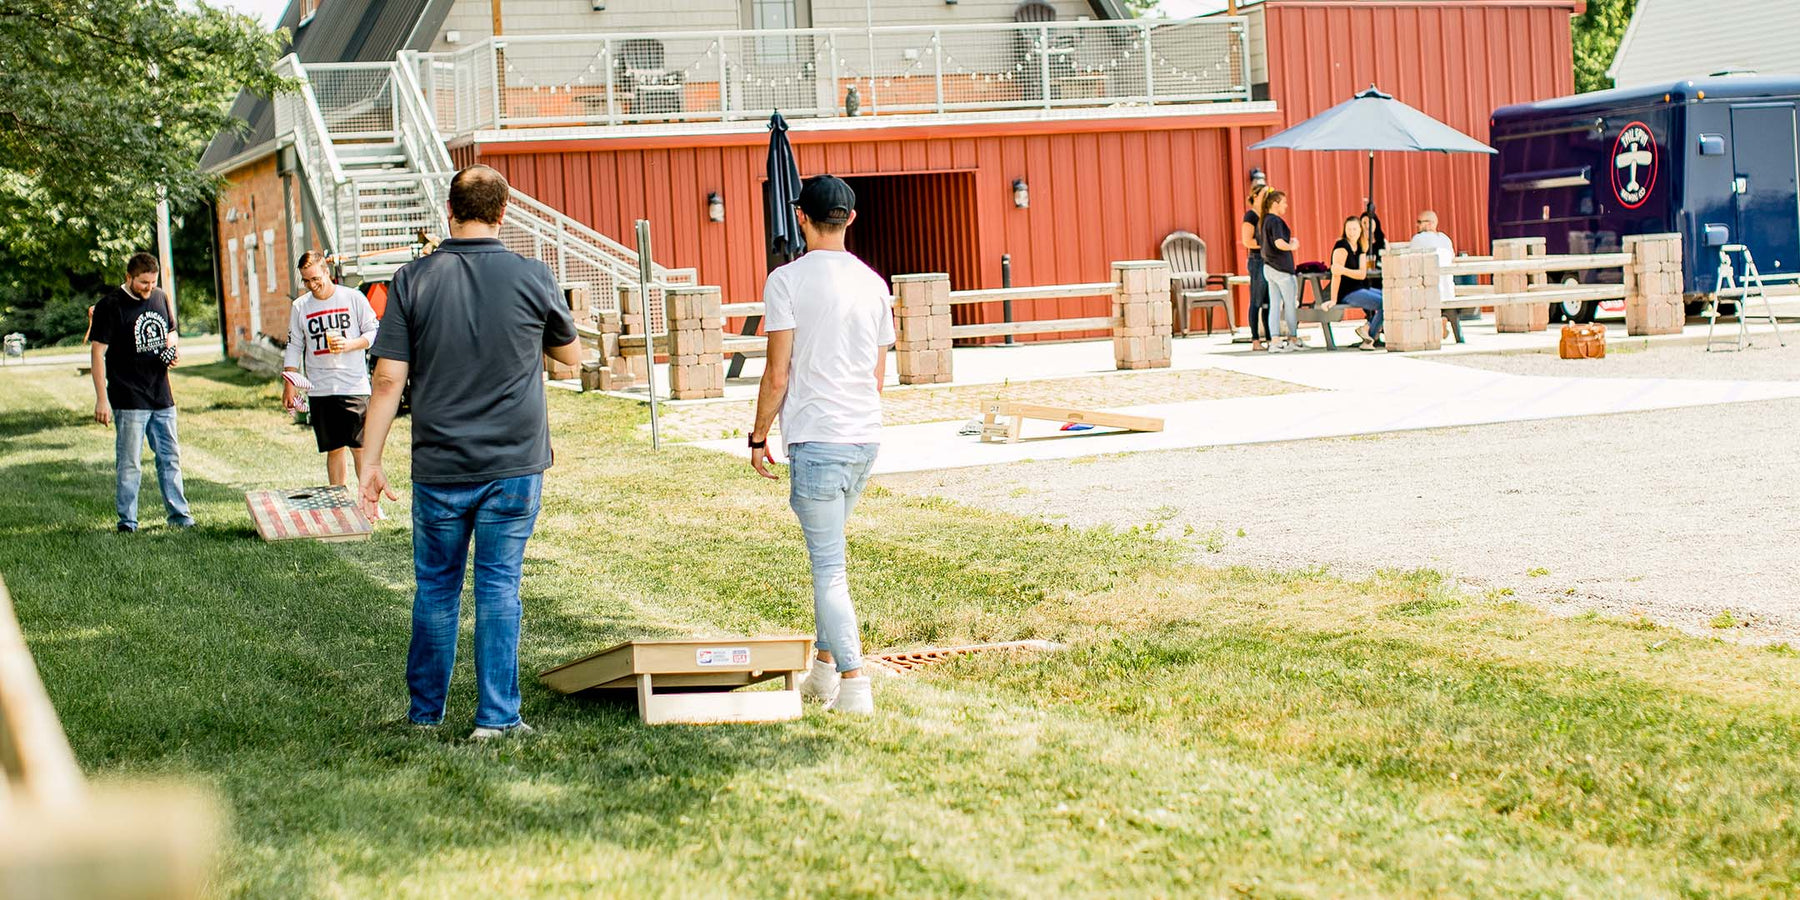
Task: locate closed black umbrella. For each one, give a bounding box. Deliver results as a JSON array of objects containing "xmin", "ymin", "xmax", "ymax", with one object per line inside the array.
[
  {"xmin": 1250, "ymin": 85, "xmax": 1494, "ymax": 214},
  {"xmin": 765, "ymin": 111, "xmax": 804, "ymax": 270},
  {"xmin": 731, "ymin": 112, "xmax": 805, "ymax": 378}
]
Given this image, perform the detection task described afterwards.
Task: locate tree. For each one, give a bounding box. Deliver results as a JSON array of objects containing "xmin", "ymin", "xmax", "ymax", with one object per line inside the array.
[
  {"xmin": 1571, "ymin": 0, "xmax": 1638, "ymax": 94},
  {"xmin": 0, "ymin": 1, "xmax": 285, "ymax": 343}
]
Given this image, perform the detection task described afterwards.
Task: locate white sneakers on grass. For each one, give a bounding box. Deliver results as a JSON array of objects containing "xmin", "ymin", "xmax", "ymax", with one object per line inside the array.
[
  {"xmin": 469, "ymin": 722, "xmax": 535, "ymax": 741},
  {"xmin": 800, "ymin": 659, "xmax": 875, "ymax": 715}
]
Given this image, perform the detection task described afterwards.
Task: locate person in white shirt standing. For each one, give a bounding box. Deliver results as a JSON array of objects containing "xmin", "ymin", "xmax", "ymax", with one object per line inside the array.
[
  {"xmin": 282, "ymin": 251, "xmax": 380, "ymax": 487},
  {"xmin": 749, "ymin": 175, "xmax": 895, "ymax": 716}
]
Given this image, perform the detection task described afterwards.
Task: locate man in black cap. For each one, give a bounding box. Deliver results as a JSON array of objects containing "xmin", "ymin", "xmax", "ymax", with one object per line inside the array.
[{"xmin": 749, "ymin": 175, "xmax": 894, "ymax": 715}]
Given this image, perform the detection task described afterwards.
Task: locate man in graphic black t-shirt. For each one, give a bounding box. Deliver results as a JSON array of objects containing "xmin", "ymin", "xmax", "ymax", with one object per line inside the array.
[{"xmin": 89, "ymin": 253, "xmax": 193, "ymax": 532}]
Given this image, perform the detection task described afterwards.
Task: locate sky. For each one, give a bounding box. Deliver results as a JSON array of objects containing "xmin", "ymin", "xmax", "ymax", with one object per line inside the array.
[{"xmin": 212, "ymin": 0, "xmax": 1231, "ymax": 28}]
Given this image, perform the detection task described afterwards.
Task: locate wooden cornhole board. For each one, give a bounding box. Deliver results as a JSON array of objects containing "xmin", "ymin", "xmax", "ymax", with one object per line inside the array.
[
  {"xmin": 245, "ymin": 485, "xmax": 373, "ymax": 543},
  {"xmin": 539, "ymin": 636, "xmax": 812, "ymax": 725},
  {"xmin": 979, "ymin": 401, "xmax": 1165, "ymax": 444}
]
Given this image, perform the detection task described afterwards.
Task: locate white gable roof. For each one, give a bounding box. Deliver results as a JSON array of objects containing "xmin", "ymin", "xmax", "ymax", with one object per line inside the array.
[{"xmin": 1610, "ymin": 0, "xmax": 1800, "ymax": 88}]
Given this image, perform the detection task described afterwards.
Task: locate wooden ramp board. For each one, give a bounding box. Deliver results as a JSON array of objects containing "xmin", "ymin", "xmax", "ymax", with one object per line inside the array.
[
  {"xmin": 245, "ymin": 486, "xmax": 373, "ymax": 543},
  {"xmin": 979, "ymin": 401, "xmax": 1165, "ymax": 444},
  {"xmin": 540, "ymin": 636, "xmax": 812, "ymax": 725}
]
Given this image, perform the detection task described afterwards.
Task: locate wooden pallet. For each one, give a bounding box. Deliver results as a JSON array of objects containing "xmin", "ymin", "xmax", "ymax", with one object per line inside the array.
[
  {"xmin": 245, "ymin": 486, "xmax": 373, "ymax": 543},
  {"xmin": 979, "ymin": 401, "xmax": 1165, "ymax": 444},
  {"xmin": 539, "ymin": 636, "xmax": 812, "ymax": 725}
]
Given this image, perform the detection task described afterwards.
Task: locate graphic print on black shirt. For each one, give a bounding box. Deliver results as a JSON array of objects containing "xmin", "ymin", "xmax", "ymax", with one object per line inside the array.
[{"xmin": 90, "ymin": 286, "xmax": 176, "ymax": 410}]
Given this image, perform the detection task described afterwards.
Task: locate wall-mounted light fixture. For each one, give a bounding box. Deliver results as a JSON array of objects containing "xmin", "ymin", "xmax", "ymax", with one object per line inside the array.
[
  {"xmin": 1249, "ymin": 167, "xmax": 1267, "ymax": 188},
  {"xmin": 591, "ymin": 0, "xmax": 606, "ymax": 10},
  {"xmin": 706, "ymin": 192, "xmax": 725, "ymax": 223},
  {"xmin": 1011, "ymin": 178, "xmax": 1029, "ymax": 210}
]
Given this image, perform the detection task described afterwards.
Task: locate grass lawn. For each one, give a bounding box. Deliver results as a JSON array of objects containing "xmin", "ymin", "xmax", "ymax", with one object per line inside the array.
[{"xmin": 2, "ymin": 361, "xmax": 1798, "ymax": 898}]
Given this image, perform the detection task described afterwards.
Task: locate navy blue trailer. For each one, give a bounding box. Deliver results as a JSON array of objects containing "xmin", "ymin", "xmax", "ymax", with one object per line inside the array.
[{"xmin": 1489, "ymin": 75, "xmax": 1800, "ymax": 322}]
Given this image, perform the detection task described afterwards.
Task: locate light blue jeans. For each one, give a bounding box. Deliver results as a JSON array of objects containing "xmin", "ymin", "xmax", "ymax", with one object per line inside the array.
[
  {"xmin": 1265, "ymin": 269, "xmax": 1300, "ymax": 340},
  {"xmin": 407, "ymin": 473, "xmax": 543, "ymax": 728},
  {"xmin": 114, "ymin": 407, "xmax": 192, "ymax": 530},
  {"xmin": 788, "ymin": 441, "xmax": 879, "ymax": 673},
  {"xmin": 1339, "ymin": 287, "xmax": 1385, "ymax": 338}
]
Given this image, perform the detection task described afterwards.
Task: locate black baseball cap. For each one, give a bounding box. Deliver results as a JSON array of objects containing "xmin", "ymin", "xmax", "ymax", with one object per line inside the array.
[{"xmin": 795, "ymin": 175, "xmax": 855, "ymax": 225}]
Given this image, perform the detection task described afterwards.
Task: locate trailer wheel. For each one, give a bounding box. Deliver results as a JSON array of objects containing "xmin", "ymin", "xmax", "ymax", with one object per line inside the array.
[{"xmin": 1552, "ymin": 276, "xmax": 1598, "ymax": 323}]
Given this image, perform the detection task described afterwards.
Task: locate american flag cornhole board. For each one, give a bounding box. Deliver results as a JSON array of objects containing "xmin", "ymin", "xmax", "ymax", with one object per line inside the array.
[{"xmin": 245, "ymin": 486, "xmax": 373, "ymax": 543}]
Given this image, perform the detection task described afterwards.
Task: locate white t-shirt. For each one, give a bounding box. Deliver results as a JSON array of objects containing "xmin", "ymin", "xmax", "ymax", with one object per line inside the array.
[
  {"xmin": 282, "ymin": 285, "xmax": 379, "ymax": 396},
  {"xmin": 762, "ymin": 250, "xmax": 895, "ymax": 449},
  {"xmin": 1410, "ymin": 230, "xmax": 1457, "ymax": 301}
]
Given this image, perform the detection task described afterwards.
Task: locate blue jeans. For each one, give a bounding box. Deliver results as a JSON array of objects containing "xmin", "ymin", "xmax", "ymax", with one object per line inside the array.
[
  {"xmin": 788, "ymin": 442, "xmax": 879, "ymax": 674},
  {"xmin": 114, "ymin": 407, "xmax": 192, "ymax": 530},
  {"xmin": 1340, "ymin": 287, "xmax": 1384, "ymax": 338},
  {"xmin": 407, "ymin": 473, "xmax": 543, "ymax": 728},
  {"xmin": 1265, "ymin": 269, "xmax": 1300, "ymax": 340}
]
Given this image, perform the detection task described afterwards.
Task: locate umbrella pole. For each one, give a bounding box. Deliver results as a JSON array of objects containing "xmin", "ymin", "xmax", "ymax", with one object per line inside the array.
[{"xmin": 1366, "ymin": 151, "xmax": 1375, "ymax": 215}]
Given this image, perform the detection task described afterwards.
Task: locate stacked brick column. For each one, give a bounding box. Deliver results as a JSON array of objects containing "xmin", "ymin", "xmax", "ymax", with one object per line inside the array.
[
  {"xmin": 891, "ymin": 273, "xmax": 952, "ymax": 384},
  {"xmin": 1111, "ymin": 261, "xmax": 1172, "ymax": 370},
  {"xmin": 545, "ymin": 285, "xmax": 584, "ymax": 380},
  {"xmin": 1623, "ymin": 233, "xmax": 1684, "ymax": 335},
  {"xmin": 1381, "ymin": 243, "xmax": 1444, "ymax": 351},
  {"xmin": 666, "ymin": 285, "xmax": 724, "ymax": 399},
  {"xmin": 1492, "ymin": 237, "xmax": 1549, "ymax": 333},
  {"xmin": 615, "ymin": 284, "xmax": 650, "ymax": 386}
]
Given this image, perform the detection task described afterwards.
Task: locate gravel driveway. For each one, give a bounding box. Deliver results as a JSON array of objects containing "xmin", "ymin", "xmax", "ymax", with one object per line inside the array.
[{"xmin": 881, "ymin": 341, "xmax": 1800, "ymax": 643}]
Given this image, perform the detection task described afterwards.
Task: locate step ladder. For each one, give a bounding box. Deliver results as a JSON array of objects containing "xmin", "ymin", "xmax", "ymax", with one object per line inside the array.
[{"xmin": 1708, "ymin": 244, "xmax": 1785, "ymax": 351}]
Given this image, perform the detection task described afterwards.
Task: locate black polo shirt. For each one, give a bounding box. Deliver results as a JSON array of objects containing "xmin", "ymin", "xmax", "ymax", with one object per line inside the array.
[{"xmin": 370, "ymin": 238, "xmax": 577, "ymax": 484}]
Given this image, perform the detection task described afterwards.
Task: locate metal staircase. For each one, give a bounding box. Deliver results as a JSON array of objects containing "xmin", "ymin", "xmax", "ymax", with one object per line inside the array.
[{"xmin": 271, "ymin": 53, "xmax": 692, "ymax": 328}]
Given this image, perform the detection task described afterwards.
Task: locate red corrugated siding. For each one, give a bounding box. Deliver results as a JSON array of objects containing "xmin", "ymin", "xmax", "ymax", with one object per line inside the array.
[
  {"xmin": 1246, "ymin": 0, "xmax": 1576, "ymax": 283},
  {"xmin": 474, "ymin": 121, "xmax": 1245, "ymax": 339}
]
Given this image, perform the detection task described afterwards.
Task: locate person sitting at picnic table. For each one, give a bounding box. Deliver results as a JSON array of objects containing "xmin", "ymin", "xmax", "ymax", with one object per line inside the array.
[
  {"xmin": 1324, "ymin": 216, "xmax": 1383, "ymax": 350},
  {"xmin": 1410, "ymin": 209, "xmax": 1457, "ymax": 339}
]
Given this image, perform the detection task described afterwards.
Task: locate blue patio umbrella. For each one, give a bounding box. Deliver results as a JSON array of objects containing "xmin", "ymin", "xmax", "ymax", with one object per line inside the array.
[
  {"xmin": 764, "ymin": 111, "xmax": 805, "ymax": 269},
  {"xmin": 1250, "ymin": 85, "xmax": 1495, "ymax": 213}
]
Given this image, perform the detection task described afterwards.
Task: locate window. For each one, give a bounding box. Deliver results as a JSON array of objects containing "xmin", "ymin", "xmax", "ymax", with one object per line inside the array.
[
  {"xmin": 298, "ymin": 0, "xmax": 321, "ymax": 25},
  {"xmin": 227, "ymin": 238, "xmax": 240, "ymax": 297}
]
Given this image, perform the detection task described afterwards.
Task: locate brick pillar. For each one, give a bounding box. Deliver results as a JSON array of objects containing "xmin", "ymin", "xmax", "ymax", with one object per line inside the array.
[
  {"xmin": 1381, "ymin": 243, "xmax": 1443, "ymax": 352},
  {"xmin": 1111, "ymin": 260, "xmax": 1172, "ymax": 370},
  {"xmin": 1492, "ymin": 237, "xmax": 1549, "ymax": 333},
  {"xmin": 545, "ymin": 284, "xmax": 583, "ymax": 380},
  {"xmin": 616, "ymin": 284, "xmax": 650, "ymax": 387},
  {"xmin": 891, "ymin": 273, "xmax": 952, "ymax": 384},
  {"xmin": 1624, "ymin": 233, "xmax": 1684, "ymax": 335},
  {"xmin": 666, "ymin": 285, "xmax": 724, "ymax": 400}
]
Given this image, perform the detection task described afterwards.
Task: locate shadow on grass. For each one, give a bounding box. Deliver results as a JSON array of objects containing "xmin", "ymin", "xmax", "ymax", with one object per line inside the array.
[{"xmin": 0, "ymin": 454, "xmax": 828, "ymax": 895}]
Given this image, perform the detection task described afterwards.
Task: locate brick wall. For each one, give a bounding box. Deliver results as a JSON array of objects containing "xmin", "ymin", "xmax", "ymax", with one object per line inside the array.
[{"xmin": 213, "ymin": 155, "xmax": 316, "ymax": 358}]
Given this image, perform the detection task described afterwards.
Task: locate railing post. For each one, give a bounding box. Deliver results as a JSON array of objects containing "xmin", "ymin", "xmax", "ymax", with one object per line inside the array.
[
  {"xmin": 603, "ymin": 41, "xmax": 618, "ymax": 126},
  {"xmin": 1111, "ymin": 260, "xmax": 1172, "ymax": 370},
  {"xmin": 1039, "ymin": 25, "xmax": 1052, "ymax": 110},
  {"xmin": 825, "ymin": 33, "xmax": 841, "ymax": 116},
  {"xmin": 1141, "ymin": 22, "xmax": 1156, "ymax": 106},
  {"xmin": 667, "ymin": 285, "xmax": 724, "ymax": 400},
  {"xmin": 1381, "ymin": 243, "xmax": 1444, "ymax": 351},
  {"xmin": 717, "ymin": 36, "xmax": 732, "ymax": 121},
  {"xmin": 1624, "ymin": 232, "xmax": 1684, "ymax": 335},
  {"xmin": 932, "ymin": 32, "xmax": 945, "ymax": 115},
  {"xmin": 892, "ymin": 273, "xmax": 952, "ymax": 385},
  {"xmin": 490, "ymin": 40, "xmax": 504, "ymax": 129},
  {"xmin": 1492, "ymin": 238, "xmax": 1533, "ymax": 333}
]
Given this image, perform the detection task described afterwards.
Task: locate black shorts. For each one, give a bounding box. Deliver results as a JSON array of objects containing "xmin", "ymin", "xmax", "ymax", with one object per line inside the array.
[{"xmin": 310, "ymin": 394, "xmax": 368, "ymax": 452}]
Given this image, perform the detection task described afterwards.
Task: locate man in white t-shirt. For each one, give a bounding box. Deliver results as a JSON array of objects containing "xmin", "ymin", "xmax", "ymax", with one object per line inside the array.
[
  {"xmin": 282, "ymin": 251, "xmax": 380, "ymax": 487},
  {"xmin": 749, "ymin": 175, "xmax": 895, "ymax": 716},
  {"xmin": 1409, "ymin": 209, "xmax": 1457, "ymax": 303}
]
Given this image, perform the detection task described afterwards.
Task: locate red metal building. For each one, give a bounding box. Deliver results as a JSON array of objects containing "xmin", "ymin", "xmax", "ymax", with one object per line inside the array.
[{"xmin": 1241, "ymin": 0, "xmax": 1580, "ymax": 285}]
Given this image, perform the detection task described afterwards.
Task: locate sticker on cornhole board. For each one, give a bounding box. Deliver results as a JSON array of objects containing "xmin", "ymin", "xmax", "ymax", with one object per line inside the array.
[
  {"xmin": 696, "ymin": 647, "xmax": 751, "ymax": 667},
  {"xmin": 245, "ymin": 485, "xmax": 373, "ymax": 543}
]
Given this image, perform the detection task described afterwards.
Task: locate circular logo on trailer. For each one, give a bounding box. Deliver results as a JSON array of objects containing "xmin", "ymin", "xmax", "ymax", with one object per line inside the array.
[{"xmin": 1611, "ymin": 120, "xmax": 1658, "ymax": 209}]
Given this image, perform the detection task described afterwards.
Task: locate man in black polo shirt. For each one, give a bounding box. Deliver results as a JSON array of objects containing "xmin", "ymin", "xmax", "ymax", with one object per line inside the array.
[
  {"xmin": 89, "ymin": 252, "xmax": 194, "ymax": 533},
  {"xmin": 360, "ymin": 165, "xmax": 580, "ymax": 740}
]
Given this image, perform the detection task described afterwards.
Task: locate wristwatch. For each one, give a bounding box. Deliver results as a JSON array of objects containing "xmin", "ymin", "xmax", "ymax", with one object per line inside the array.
[{"xmin": 748, "ymin": 434, "xmax": 767, "ymax": 449}]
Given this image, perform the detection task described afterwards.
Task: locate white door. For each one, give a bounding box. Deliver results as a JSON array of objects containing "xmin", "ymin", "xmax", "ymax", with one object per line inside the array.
[{"xmin": 245, "ymin": 239, "xmax": 261, "ymax": 340}]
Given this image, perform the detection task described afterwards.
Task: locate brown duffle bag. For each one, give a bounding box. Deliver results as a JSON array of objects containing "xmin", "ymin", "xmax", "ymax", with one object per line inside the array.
[{"xmin": 1559, "ymin": 323, "xmax": 1606, "ymax": 359}]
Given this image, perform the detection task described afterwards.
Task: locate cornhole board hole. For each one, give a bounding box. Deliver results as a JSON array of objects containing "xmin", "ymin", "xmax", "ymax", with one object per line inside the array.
[
  {"xmin": 979, "ymin": 401, "xmax": 1165, "ymax": 444},
  {"xmin": 539, "ymin": 636, "xmax": 812, "ymax": 725},
  {"xmin": 245, "ymin": 485, "xmax": 373, "ymax": 543}
]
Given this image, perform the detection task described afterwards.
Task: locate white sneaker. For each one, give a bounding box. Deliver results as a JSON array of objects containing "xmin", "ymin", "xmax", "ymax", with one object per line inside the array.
[
  {"xmin": 800, "ymin": 660, "xmax": 839, "ymax": 704},
  {"xmin": 825, "ymin": 676, "xmax": 874, "ymax": 715},
  {"xmin": 469, "ymin": 722, "xmax": 534, "ymax": 741}
]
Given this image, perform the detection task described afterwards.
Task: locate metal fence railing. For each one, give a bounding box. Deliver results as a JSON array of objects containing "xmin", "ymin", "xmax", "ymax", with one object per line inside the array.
[{"xmin": 418, "ymin": 18, "xmax": 1250, "ymax": 135}]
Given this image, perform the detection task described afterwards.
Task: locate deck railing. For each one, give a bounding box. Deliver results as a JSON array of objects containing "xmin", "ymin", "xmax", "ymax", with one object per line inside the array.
[{"xmin": 420, "ymin": 18, "xmax": 1250, "ymax": 135}]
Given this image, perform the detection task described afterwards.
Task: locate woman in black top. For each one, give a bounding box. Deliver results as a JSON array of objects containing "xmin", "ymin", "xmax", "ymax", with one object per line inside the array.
[
  {"xmin": 1258, "ymin": 190, "xmax": 1301, "ymax": 352},
  {"xmin": 1328, "ymin": 216, "xmax": 1370, "ymax": 304},
  {"xmin": 1238, "ymin": 186, "xmax": 1270, "ymax": 350}
]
